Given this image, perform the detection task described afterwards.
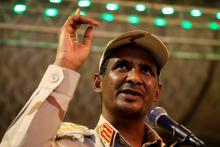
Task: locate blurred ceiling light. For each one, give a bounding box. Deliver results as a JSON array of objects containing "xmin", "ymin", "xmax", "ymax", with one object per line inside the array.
[
  {"xmin": 162, "ymin": 6, "xmax": 175, "ymax": 15},
  {"xmin": 13, "ymin": 4, "xmax": 27, "ymax": 14},
  {"xmin": 154, "ymin": 17, "xmax": 167, "ymax": 27},
  {"xmin": 128, "ymin": 15, "xmax": 140, "ymax": 24},
  {"xmin": 134, "ymin": 4, "xmax": 146, "ymax": 12},
  {"xmin": 106, "ymin": 3, "xmax": 119, "ymax": 11},
  {"xmin": 44, "ymin": 8, "xmax": 59, "ymax": 17},
  {"xmin": 190, "ymin": 9, "xmax": 202, "ymax": 17},
  {"xmin": 182, "ymin": 21, "xmax": 192, "ymax": 29},
  {"xmin": 78, "ymin": 0, "xmax": 91, "ymax": 8},
  {"xmin": 216, "ymin": 12, "xmax": 220, "ymax": 20},
  {"xmin": 49, "ymin": 0, "xmax": 62, "ymax": 4},
  {"xmin": 208, "ymin": 22, "xmax": 219, "ymax": 30}
]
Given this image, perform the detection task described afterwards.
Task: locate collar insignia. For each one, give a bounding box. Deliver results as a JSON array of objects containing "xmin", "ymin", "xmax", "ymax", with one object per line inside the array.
[{"xmin": 98, "ymin": 123, "xmax": 116, "ymax": 147}]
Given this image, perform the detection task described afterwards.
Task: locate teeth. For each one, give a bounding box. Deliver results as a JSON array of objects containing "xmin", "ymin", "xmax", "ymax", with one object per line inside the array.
[{"xmin": 122, "ymin": 90, "xmax": 141, "ymax": 96}]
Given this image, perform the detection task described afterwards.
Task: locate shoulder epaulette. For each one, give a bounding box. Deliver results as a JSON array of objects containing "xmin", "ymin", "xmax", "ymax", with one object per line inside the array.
[{"xmin": 56, "ymin": 122, "xmax": 93, "ymax": 142}]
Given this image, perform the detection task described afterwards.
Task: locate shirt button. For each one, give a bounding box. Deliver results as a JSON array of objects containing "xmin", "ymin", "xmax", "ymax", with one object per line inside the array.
[{"xmin": 50, "ymin": 74, "xmax": 59, "ymax": 83}]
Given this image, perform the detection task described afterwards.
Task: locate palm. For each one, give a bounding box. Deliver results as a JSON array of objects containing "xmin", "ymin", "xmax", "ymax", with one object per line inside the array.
[{"xmin": 68, "ymin": 42, "xmax": 91, "ymax": 69}]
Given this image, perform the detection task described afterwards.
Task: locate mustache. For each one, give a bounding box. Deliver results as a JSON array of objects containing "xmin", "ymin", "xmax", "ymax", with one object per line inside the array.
[{"xmin": 117, "ymin": 83, "xmax": 144, "ymax": 97}]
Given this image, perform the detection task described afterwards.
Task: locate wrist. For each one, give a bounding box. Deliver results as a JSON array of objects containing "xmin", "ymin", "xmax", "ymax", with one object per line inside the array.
[{"xmin": 54, "ymin": 58, "xmax": 78, "ymax": 71}]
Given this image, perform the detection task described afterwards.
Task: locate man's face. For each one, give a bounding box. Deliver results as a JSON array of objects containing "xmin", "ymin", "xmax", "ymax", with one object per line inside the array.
[{"xmin": 97, "ymin": 45, "xmax": 161, "ymax": 119}]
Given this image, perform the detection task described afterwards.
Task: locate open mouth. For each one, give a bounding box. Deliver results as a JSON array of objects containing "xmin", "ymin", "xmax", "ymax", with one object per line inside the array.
[{"xmin": 118, "ymin": 89, "xmax": 144, "ymax": 97}]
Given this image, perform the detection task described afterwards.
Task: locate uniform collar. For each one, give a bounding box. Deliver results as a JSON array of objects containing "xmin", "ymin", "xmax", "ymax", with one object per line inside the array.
[
  {"xmin": 95, "ymin": 115, "xmax": 118, "ymax": 147},
  {"xmin": 95, "ymin": 115, "xmax": 164, "ymax": 147}
]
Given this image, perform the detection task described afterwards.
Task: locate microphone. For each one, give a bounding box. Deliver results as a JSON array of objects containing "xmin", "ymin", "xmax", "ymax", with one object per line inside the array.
[{"xmin": 147, "ymin": 107, "xmax": 205, "ymax": 147}]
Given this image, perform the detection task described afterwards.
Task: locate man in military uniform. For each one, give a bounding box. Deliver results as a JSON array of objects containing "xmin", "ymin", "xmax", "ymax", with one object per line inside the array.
[{"xmin": 1, "ymin": 9, "xmax": 168, "ymax": 147}]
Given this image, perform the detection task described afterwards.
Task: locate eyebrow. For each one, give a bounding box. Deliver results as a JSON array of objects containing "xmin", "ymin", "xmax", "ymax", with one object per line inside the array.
[
  {"xmin": 110, "ymin": 59, "xmax": 130, "ymax": 68},
  {"xmin": 113, "ymin": 58, "xmax": 155, "ymax": 69},
  {"xmin": 110, "ymin": 58, "xmax": 158, "ymax": 75}
]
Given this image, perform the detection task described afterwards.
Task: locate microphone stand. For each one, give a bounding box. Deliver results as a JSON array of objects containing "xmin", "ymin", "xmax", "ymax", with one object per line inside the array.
[
  {"xmin": 147, "ymin": 107, "xmax": 205, "ymax": 147},
  {"xmin": 170, "ymin": 124, "xmax": 205, "ymax": 147}
]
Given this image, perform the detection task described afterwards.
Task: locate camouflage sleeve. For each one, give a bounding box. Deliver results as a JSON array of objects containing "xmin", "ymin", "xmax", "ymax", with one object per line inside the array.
[{"xmin": 0, "ymin": 65, "xmax": 80, "ymax": 147}]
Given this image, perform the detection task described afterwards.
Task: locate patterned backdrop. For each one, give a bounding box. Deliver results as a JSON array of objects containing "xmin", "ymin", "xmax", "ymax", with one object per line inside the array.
[{"xmin": 1, "ymin": 43, "xmax": 220, "ymax": 146}]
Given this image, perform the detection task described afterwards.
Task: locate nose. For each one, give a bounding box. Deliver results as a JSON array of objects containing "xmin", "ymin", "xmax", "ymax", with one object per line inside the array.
[{"xmin": 126, "ymin": 69, "xmax": 143, "ymax": 85}]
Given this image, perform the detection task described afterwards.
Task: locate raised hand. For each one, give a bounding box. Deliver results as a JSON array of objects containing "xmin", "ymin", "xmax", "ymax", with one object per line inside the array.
[{"xmin": 54, "ymin": 9, "xmax": 100, "ymax": 70}]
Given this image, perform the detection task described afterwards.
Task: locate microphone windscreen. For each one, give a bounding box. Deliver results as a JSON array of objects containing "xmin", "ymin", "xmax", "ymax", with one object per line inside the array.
[{"xmin": 147, "ymin": 107, "xmax": 167, "ymax": 127}]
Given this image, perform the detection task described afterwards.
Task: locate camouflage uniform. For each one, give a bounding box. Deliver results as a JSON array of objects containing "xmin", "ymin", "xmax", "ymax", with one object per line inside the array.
[{"xmin": 1, "ymin": 65, "xmax": 165, "ymax": 147}]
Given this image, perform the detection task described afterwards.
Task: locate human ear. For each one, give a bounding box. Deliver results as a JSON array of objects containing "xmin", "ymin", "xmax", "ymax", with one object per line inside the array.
[
  {"xmin": 153, "ymin": 83, "xmax": 162, "ymax": 103},
  {"xmin": 93, "ymin": 73, "xmax": 102, "ymax": 93}
]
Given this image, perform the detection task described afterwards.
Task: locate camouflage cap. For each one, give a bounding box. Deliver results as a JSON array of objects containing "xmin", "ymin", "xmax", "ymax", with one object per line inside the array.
[{"xmin": 99, "ymin": 30, "xmax": 168, "ymax": 73}]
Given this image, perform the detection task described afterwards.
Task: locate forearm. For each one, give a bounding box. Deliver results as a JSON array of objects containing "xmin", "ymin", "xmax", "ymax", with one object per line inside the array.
[
  {"xmin": 1, "ymin": 65, "xmax": 80, "ymax": 147},
  {"xmin": 1, "ymin": 8, "xmax": 100, "ymax": 146}
]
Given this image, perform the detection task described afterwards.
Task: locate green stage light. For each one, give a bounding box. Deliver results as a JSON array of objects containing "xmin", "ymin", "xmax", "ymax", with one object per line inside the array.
[
  {"xmin": 49, "ymin": 0, "xmax": 62, "ymax": 3},
  {"xmin": 13, "ymin": 4, "xmax": 26, "ymax": 14},
  {"xmin": 190, "ymin": 9, "xmax": 202, "ymax": 17},
  {"xmin": 182, "ymin": 21, "xmax": 192, "ymax": 29},
  {"xmin": 208, "ymin": 22, "xmax": 219, "ymax": 30},
  {"xmin": 106, "ymin": 3, "xmax": 119, "ymax": 11},
  {"xmin": 78, "ymin": 0, "xmax": 91, "ymax": 8},
  {"xmin": 128, "ymin": 15, "xmax": 140, "ymax": 24},
  {"xmin": 45, "ymin": 8, "xmax": 58, "ymax": 17},
  {"xmin": 216, "ymin": 12, "xmax": 220, "ymax": 20},
  {"xmin": 154, "ymin": 17, "xmax": 167, "ymax": 27},
  {"xmin": 162, "ymin": 7, "xmax": 174, "ymax": 15},
  {"xmin": 134, "ymin": 4, "xmax": 146, "ymax": 12},
  {"xmin": 80, "ymin": 11, "xmax": 87, "ymax": 16},
  {"xmin": 101, "ymin": 13, "xmax": 114, "ymax": 22}
]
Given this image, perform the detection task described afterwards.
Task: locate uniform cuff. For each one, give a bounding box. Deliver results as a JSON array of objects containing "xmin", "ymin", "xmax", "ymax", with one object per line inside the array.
[{"xmin": 38, "ymin": 65, "xmax": 80, "ymax": 97}]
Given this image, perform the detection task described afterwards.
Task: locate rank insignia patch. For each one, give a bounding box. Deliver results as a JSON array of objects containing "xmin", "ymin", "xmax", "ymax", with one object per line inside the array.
[{"xmin": 98, "ymin": 123, "xmax": 116, "ymax": 147}]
